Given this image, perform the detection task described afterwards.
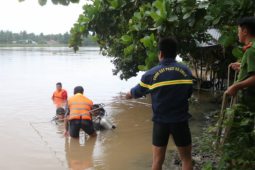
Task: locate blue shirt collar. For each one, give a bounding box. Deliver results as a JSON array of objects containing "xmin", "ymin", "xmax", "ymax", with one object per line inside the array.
[{"xmin": 158, "ymin": 58, "xmax": 176, "ymax": 65}]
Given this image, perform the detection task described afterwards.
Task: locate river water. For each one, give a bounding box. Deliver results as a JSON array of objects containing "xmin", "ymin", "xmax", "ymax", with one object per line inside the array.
[{"xmin": 0, "ymin": 47, "xmax": 220, "ymax": 170}]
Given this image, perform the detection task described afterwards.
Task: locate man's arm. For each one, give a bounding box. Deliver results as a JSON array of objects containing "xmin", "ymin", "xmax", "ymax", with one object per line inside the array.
[
  {"xmin": 62, "ymin": 91, "xmax": 67, "ymax": 100},
  {"xmin": 188, "ymin": 85, "xmax": 193, "ymax": 99},
  {"xmin": 51, "ymin": 93, "xmax": 54, "ymax": 99},
  {"xmin": 227, "ymin": 49, "xmax": 255, "ymax": 96},
  {"xmin": 126, "ymin": 74, "xmax": 151, "ymax": 99},
  {"xmin": 126, "ymin": 91, "xmax": 132, "ymax": 99},
  {"xmin": 227, "ymin": 72, "xmax": 255, "ymax": 96}
]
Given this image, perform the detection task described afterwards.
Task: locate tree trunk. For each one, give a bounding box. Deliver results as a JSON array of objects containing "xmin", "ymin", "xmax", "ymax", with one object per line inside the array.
[{"xmin": 193, "ymin": 59, "xmax": 201, "ymax": 91}]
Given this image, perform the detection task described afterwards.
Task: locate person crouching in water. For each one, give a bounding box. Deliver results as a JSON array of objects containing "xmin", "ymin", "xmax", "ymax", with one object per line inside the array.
[
  {"xmin": 64, "ymin": 86, "xmax": 97, "ymax": 138},
  {"xmin": 52, "ymin": 107, "xmax": 65, "ymax": 125}
]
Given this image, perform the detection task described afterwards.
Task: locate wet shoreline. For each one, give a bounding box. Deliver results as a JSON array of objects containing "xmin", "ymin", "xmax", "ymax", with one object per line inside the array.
[{"xmin": 163, "ymin": 108, "xmax": 221, "ymax": 170}]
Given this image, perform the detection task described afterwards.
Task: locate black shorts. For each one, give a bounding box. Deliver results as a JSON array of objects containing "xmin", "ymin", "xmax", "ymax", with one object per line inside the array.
[
  {"xmin": 69, "ymin": 119, "xmax": 95, "ymax": 138},
  {"xmin": 153, "ymin": 121, "xmax": 191, "ymax": 147}
]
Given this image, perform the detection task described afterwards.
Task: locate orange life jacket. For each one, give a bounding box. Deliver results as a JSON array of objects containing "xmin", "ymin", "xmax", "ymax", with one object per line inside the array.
[
  {"xmin": 69, "ymin": 159, "xmax": 91, "ymax": 170},
  {"xmin": 67, "ymin": 93, "xmax": 93, "ymax": 121},
  {"xmin": 53, "ymin": 89, "xmax": 67, "ymax": 100},
  {"xmin": 54, "ymin": 100, "xmax": 65, "ymax": 108}
]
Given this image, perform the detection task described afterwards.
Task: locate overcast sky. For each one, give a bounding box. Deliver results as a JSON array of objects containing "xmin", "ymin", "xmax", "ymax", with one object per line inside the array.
[{"xmin": 0, "ymin": 0, "xmax": 90, "ymax": 35}]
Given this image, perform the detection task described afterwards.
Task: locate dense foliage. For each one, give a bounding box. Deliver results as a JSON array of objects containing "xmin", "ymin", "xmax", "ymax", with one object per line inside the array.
[
  {"xmin": 19, "ymin": 0, "xmax": 255, "ymax": 80},
  {"xmin": 68, "ymin": 0, "xmax": 255, "ymax": 80},
  {"xmin": 0, "ymin": 30, "xmax": 96, "ymax": 46},
  {"xmin": 200, "ymin": 104, "xmax": 255, "ymax": 170}
]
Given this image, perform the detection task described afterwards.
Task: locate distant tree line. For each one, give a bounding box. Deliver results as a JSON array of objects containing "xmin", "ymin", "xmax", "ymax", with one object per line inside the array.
[{"xmin": 0, "ymin": 30, "xmax": 97, "ymax": 46}]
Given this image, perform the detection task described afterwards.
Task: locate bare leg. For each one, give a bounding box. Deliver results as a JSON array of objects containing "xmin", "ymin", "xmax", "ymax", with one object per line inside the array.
[
  {"xmin": 151, "ymin": 145, "xmax": 167, "ymax": 170},
  {"xmin": 177, "ymin": 144, "xmax": 193, "ymax": 170}
]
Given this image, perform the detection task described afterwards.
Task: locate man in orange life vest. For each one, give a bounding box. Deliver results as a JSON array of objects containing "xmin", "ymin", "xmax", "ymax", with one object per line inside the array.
[
  {"xmin": 64, "ymin": 86, "xmax": 97, "ymax": 138},
  {"xmin": 51, "ymin": 82, "xmax": 68, "ymax": 101}
]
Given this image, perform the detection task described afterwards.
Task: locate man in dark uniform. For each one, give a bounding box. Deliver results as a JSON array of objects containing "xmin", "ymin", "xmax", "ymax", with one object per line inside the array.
[
  {"xmin": 228, "ymin": 17, "xmax": 255, "ymax": 112},
  {"xmin": 126, "ymin": 38, "xmax": 193, "ymax": 170}
]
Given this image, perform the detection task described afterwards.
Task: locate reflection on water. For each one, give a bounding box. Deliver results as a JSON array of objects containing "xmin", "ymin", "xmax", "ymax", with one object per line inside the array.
[
  {"xmin": 53, "ymin": 99, "xmax": 66, "ymax": 109},
  {"xmin": 0, "ymin": 47, "xmax": 220, "ymax": 170},
  {"xmin": 65, "ymin": 137, "xmax": 95, "ymax": 170}
]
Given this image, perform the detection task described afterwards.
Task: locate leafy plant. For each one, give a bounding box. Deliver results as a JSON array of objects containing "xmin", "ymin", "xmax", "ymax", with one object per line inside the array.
[
  {"xmin": 200, "ymin": 104, "xmax": 255, "ymax": 170},
  {"xmin": 188, "ymin": 96, "xmax": 197, "ymax": 106}
]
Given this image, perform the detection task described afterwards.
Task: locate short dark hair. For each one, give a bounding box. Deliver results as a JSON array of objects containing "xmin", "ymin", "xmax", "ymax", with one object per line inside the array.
[
  {"xmin": 56, "ymin": 82, "xmax": 62, "ymax": 86},
  {"xmin": 158, "ymin": 37, "xmax": 178, "ymax": 59},
  {"xmin": 56, "ymin": 107, "xmax": 65, "ymax": 115},
  {"xmin": 237, "ymin": 17, "xmax": 255, "ymax": 37},
  {"xmin": 74, "ymin": 86, "xmax": 84, "ymax": 94}
]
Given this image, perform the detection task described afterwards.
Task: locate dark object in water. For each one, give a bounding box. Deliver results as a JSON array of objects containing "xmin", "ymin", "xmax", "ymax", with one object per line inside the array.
[
  {"xmin": 92, "ymin": 104, "xmax": 106, "ymax": 116},
  {"xmin": 93, "ymin": 118, "xmax": 116, "ymax": 131},
  {"xmin": 201, "ymin": 81, "xmax": 212, "ymax": 89},
  {"xmin": 92, "ymin": 103, "xmax": 116, "ymax": 131}
]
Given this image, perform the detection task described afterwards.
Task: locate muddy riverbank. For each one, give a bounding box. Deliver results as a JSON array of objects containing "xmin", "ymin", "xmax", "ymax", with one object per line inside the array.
[{"xmin": 163, "ymin": 108, "xmax": 221, "ymax": 170}]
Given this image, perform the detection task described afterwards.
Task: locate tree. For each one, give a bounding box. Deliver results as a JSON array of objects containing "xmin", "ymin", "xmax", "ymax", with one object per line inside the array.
[
  {"xmin": 18, "ymin": 0, "xmax": 80, "ymax": 6},
  {"xmin": 19, "ymin": 0, "xmax": 255, "ymax": 80},
  {"xmin": 69, "ymin": 0, "xmax": 255, "ymax": 80},
  {"xmin": 0, "ymin": 30, "xmax": 97, "ymax": 46},
  {"xmin": 21, "ymin": 31, "xmax": 27, "ymax": 40},
  {"xmin": 63, "ymin": 32, "xmax": 71, "ymax": 44}
]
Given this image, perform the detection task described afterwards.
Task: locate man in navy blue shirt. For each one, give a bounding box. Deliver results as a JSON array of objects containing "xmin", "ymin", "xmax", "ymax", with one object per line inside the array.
[{"xmin": 126, "ymin": 38, "xmax": 193, "ymax": 170}]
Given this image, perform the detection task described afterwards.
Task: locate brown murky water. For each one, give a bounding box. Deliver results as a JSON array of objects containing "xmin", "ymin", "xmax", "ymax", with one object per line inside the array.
[{"xmin": 0, "ymin": 47, "xmax": 220, "ymax": 170}]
